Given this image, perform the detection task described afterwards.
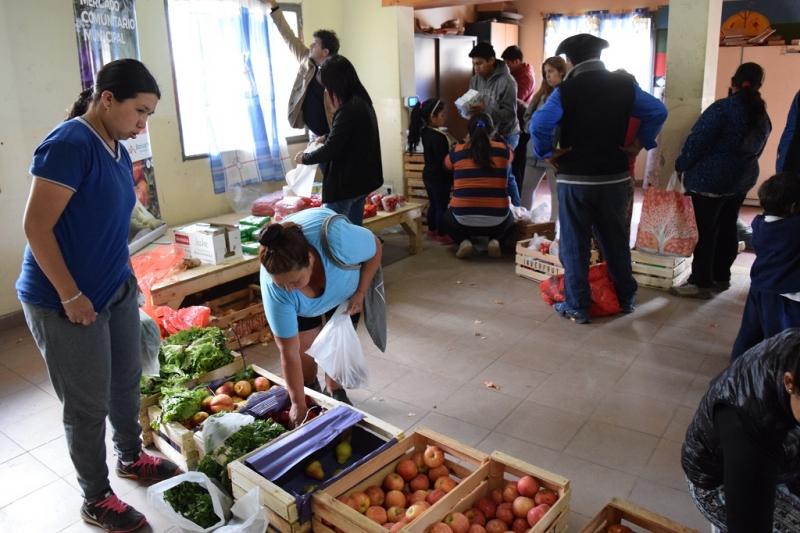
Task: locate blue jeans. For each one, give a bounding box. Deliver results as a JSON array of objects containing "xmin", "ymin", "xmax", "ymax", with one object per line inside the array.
[
  {"xmin": 325, "ymin": 194, "xmax": 367, "ymax": 226},
  {"xmin": 21, "ymin": 275, "xmax": 142, "ymax": 500},
  {"xmin": 502, "ymin": 132, "xmax": 522, "ymax": 207},
  {"xmin": 558, "ymin": 180, "xmax": 637, "ymax": 313}
]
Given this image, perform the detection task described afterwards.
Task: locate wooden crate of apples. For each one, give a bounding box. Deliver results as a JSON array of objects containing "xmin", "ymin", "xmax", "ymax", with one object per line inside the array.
[
  {"xmin": 579, "ymin": 498, "xmax": 699, "ymax": 533},
  {"xmin": 423, "ymin": 451, "xmax": 570, "ymax": 533},
  {"xmin": 311, "ymin": 428, "xmax": 489, "ymax": 533}
]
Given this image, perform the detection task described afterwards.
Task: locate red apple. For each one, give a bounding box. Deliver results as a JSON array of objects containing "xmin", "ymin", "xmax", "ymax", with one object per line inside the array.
[
  {"xmin": 253, "ymin": 376, "xmax": 270, "ymax": 391},
  {"xmin": 383, "ymin": 473, "xmax": 405, "ymax": 492},
  {"xmin": 428, "ymin": 465, "xmax": 450, "ymax": 482},
  {"xmin": 468, "ymin": 526, "xmax": 487, "ymax": 533},
  {"xmin": 434, "ymin": 476, "xmax": 457, "ymax": 493},
  {"xmin": 465, "ymin": 507, "xmax": 486, "ymax": 526},
  {"xmin": 408, "ymin": 490, "xmax": 429, "ymax": 505},
  {"xmin": 430, "ymin": 524, "xmax": 454, "ymax": 533},
  {"xmin": 511, "ymin": 496, "xmax": 535, "ymax": 518},
  {"xmin": 385, "ymin": 490, "xmax": 406, "ymax": 509},
  {"xmin": 444, "ymin": 512, "xmax": 470, "ymax": 533},
  {"xmin": 201, "ymin": 395, "xmax": 214, "ymax": 413},
  {"xmin": 426, "ymin": 489, "xmax": 446, "ymax": 505},
  {"xmin": 209, "ymin": 394, "xmax": 234, "ymax": 413},
  {"xmin": 511, "ymin": 517, "xmax": 528, "ymax": 533},
  {"xmin": 409, "ymin": 473, "xmax": 430, "ymax": 491},
  {"xmin": 476, "ymin": 497, "xmax": 497, "ymax": 519},
  {"xmin": 527, "ymin": 504, "xmax": 550, "ymax": 527},
  {"xmin": 365, "ymin": 485, "xmax": 384, "ymax": 507},
  {"xmin": 423, "ymin": 445, "xmax": 445, "ymax": 468},
  {"xmin": 396, "ymin": 458, "xmax": 418, "ymax": 481},
  {"xmin": 534, "ymin": 488, "xmax": 558, "ymax": 506},
  {"xmin": 490, "ymin": 488, "xmax": 504, "ymax": 505},
  {"xmin": 233, "ymin": 380, "xmax": 252, "ymax": 398},
  {"xmin": 405, "ymin": 502, "xmax": 430, "ymax": 522},
  {"xmin": 389, "ymin": 520, "xmax": 408, "ymax": 533},
  {"xmin": 485, "ymin": 519, "xmax": 507, "ymax": 533},
  {"xmin": 502, "ymin": 483, "xmax": 519, "ymax": 503},
  {"xmin": 516, "ymin": 475, "xmax": 540, "ymax": 498},
  {"xmin": 386, "ymin": 506, "xmax": 406, "ymax": 522},
  {"xmin": 366, "ymin": 506, "xmax": 387, "ymax": 524},
  {"xmin": 351, "ymin": 491, "xmax": 370, "ymax": 514},
  {"xmin": 496, "ymin": 502, "xmax": 514, "ymax": 525},
  {"xmin": 215, "ymin": 381, "xmax": 234, "ymax": 396},
  {"xmin": 607, "ymin": 525, "xmax": 634, "ymax": 533},
  {"xmin": 413, "ymin": 451, "xmax": 429, "ymax": 473}
]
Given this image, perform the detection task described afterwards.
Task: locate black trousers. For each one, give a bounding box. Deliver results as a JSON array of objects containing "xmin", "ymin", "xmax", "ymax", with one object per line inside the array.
[
  {"xmin": 512, "ymin": 132, "xmax": 530, "ymax": 193},
  {"xmin": 687, "ymin": 193, "xmax": 745, "ymax": 288},
  {"xmin": 424, "ymin": 180, "xmax": 452, "ymax": 234},
  {"xmin": 441, "ymin": 209, "xmax": 514, "ymax": 244}
]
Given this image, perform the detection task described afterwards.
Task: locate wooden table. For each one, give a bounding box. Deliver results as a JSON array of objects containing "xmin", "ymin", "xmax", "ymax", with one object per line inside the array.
[{"xmin": 145, "ymin": 203, "xmax": 423, "ymax": 308}]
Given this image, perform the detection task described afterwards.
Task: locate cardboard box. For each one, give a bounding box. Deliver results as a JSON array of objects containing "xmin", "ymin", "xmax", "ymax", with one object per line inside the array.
[{"xmin": 174, "ymin": 223, "xmax": 242, "ymax": 265}]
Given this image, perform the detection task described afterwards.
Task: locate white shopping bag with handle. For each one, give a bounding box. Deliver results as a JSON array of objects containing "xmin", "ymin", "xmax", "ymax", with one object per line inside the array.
[
  {"xmin": 147, "ymin": 472, "xmax": 231, "ymax": 532},
  {"xmin": 305, "ymin": 304, "xmax": 369, "ymax": 388}
]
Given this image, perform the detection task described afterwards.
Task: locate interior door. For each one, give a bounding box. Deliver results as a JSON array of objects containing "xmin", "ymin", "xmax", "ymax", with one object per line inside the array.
[
  {"xmin": 438, "ymin": 36, "xmax": 476, "ymax": 142},
  {"xmin": 414, "ymin": 35, "xmax": 437, "ymax": 103}
]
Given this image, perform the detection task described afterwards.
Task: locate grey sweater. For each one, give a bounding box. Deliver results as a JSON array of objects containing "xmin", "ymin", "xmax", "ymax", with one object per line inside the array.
[{"xmin": 469, "ymin": 60, "xmax": 519, "ymax": 138}]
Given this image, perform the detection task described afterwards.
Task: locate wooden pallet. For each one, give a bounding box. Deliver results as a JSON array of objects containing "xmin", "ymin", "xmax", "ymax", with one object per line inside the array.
[
  {"xmin": 580, "ymin": 498, "xmax": 700, "ymax": 533},
  {"xmin": 514, "ymin": 221, "xmax": 556, "ymax": 242},
  {"xmin": 631, "ymin": 250, "xmax": 692, "ymax": 290},
  {"xmin": 311, "ymin": 428, "xmax": 488, "ymax": 533},
  {"xmin": 404, "ymin": 153, "xmax": 429, "ymax": 227},
  {"xmin": 418, "ymin": 451, "xmax": 571, "ymax": 533},
  {"xmin": 227, "ymin": 404, "xmax": 402, "ymax": 533},
  {"xmin": 206, "ymin": 285, "xmax": 273, "ymax": 350},
  {"xmin": 515, "ymin": 239, "xmax": 599, "ymax": 283}
]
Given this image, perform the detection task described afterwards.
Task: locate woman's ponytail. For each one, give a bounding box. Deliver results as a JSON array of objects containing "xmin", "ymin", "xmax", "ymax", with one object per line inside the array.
[
  {"xmin": 467, "ymin": 113, "xmax": 495, "ymax": 170},
  {"xmin": 731, "ymin": 62, "xmax": 767, "ymax": 130},
  {"xmin": 258, "ymin": 222, "xmax": 311, "ymax": 274},
  {"xmin": 67, "ymin": 88, "xmax": 94, "ymax": 120}
]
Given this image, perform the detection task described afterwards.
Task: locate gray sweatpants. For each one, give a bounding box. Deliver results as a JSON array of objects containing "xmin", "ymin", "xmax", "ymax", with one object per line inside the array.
[{"xmin": 22, "ymin": 275, "xmax": 143, "ymax": 501}]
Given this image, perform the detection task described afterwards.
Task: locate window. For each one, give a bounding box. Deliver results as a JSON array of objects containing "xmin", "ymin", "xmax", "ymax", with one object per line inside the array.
[
  {"xmin": 544, "ymin": 10, "xmax": 654, "ymax": 93},
  {"xmin": 165, "ymin": 0, "xmax": 306, "ymax": 159}
]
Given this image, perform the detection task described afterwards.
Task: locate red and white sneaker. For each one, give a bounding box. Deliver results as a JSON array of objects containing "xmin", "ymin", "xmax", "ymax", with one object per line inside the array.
[
  {"xmin": 80, "ymin": 490, "xmax": 146, "ymax": 532},
  {"xmin": 116, "ymin": 452, "xmax": 181, "ymax": 482}
]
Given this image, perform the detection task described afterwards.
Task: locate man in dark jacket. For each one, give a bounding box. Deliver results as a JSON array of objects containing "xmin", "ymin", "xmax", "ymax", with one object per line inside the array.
[
  {"xmin": 530, "ymin": 34, "xmax": 667, "ymax": 323},
  {"xmin": 468, "ymin": 42, "xmax": 521, "ymax": 206},
  {"xmin": 777, "ymin": 90, "xmax": 800, "ymax": 173},
  {"xmin": 683, "ymin": 329, "xmax": 800, "ymax": 533}
]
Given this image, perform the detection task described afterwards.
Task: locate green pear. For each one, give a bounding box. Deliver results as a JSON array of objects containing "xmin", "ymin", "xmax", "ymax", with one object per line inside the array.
[
  {"xmin": 335, "ymin": 441, "xmax": 353, "ymax": 465},
  {"xmin": 304, "ymin": 459, "xmax": 325, "ymax": 481}
]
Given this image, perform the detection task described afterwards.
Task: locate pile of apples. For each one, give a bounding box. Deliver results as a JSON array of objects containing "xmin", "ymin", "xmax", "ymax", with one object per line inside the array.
[
  {"xmin": 337, "ymin": 445, "xmax": 456, "ymax": 532},
  {"xmin": 186, "ymin": 376, "xmax": 271, "ymax": 428},
  {"xmin": 428, "ymin": 475, "xmax": 558, "ymax": 533}
]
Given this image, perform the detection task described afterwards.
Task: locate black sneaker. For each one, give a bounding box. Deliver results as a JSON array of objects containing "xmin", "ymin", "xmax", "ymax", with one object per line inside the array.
[
  {"xmin": 711, "ymin": 280, "xmax": 731, "ymax": 292},
  {"xmin": 81, "ymin": 490, "xmax": 147, "ymax": 532},
  {"xmin": 116, "ymin": 452, "xmax": 180, "ymax": 482},
  {"xmin": 327, "ymin": 387, "xmax": 353, "ymax": 405}
]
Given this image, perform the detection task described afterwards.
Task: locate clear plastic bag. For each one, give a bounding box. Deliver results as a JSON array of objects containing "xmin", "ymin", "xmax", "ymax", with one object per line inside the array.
[
  {"xmin": 200, "ymin": 412, "xmax": 255, "ymax": 456},
  {"xmin": 147, "ymin": 471, "xmax": 232, "ymax": 532},
  {"xmin": 139, "ymin": 309, "xmax": 161, "ymax": 376},
  {"xmin": 214, "ymin": 488, "xmax": 268, "ymax": 533},
  {"xmin": 305, "ymin": 304, "xmax": 369, "ymax": 389}
]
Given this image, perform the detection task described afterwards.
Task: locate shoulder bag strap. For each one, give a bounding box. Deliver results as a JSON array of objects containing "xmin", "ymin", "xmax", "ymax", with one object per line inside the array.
[{"xmin": 320, "ymin": 214, "xmax": 360, "ymax": 271}]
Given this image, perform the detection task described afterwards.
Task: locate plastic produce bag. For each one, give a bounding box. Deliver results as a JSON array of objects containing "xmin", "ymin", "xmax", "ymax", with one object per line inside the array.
[
  {"xmin": 214, "ymin": 488, "xmax": 268, "ymax": 533},
  {"xmin": 455, "ymin": 89, "xmax": 483, "ymax": 118},
  {"xmin": 251, "ymin": 190, "xmax": 284, "ymax": 217},
  {"xmin": 147, "ymin": 471, "xmax": 232, "ymax": 532},
  {"xmin": 540, "ymin": 263, "xmax": 621, "ymax": 317},
  {"xmin": 201, "ymin": 413, "xmax": 255, "ymax": 456},
  {"xmin": 635, "ymin": 172, "xmax": 698, "ymax": 256},
  {"xmin": 139, "ymin": 309, "xmax": 161, "ymax": 376},
  {"xmin": 153, "ymin": 305, "xmax": 212, "ymax": 338},
  {"xmin": 305, "ymin": 305, "xmax": 369, "ymax": 389}
]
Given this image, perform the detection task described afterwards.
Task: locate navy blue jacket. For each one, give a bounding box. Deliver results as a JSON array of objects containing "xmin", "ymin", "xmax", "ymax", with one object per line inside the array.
[
  {"xmin": 777, "ymin": 90, "xmax": 799, "ymax": 173},
  {"xmin": 676, "ymin": 95, "xmax": 771, "ymax": 195},
  {"xmin": 750, "ymin": 215, "xmax": 800, "ymax": 294}
]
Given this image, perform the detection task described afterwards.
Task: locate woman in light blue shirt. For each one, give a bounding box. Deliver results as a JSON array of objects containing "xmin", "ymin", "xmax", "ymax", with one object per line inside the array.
[{"xmin": 259, "ymin": 207, "xmax": 382, "ymax": 425}]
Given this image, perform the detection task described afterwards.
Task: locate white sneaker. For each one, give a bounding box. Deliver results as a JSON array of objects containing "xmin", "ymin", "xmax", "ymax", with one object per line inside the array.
[
  {"xmin": 455, "ymin": 239, "xmax": 474, "ymax": 258},
  {"xmin": 670, "ymin": 283, "xmax": 713, "ymax": 300},
  {"xmin": 487, "ymin": 239, "xmax": 502, "ymax": 257}
]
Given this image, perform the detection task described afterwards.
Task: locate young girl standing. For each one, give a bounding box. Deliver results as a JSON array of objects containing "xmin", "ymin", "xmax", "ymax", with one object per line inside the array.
[{"xmin": 407, "ymin": 99, "xmax": 456, "ymax": 242}]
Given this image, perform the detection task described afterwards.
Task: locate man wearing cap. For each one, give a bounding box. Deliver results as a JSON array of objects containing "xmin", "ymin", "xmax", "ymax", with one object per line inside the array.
[
  {"xmin": 468, "ymin": 41, "xmax": 522, "ymax": 206},
  {"xmin": 530, "ymin": 33, "xmax": 667, "ymax": 324}
]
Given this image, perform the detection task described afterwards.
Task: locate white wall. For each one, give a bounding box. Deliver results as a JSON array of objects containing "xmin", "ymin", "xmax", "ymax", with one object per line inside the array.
[{"xmin": 0, "ymin": 0, "xmax": 410, "ymax": 317}]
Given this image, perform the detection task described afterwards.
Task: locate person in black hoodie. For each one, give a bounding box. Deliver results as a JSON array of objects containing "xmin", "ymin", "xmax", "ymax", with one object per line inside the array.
[
  {"xmin": 297, "ymin": 55, "xmax": 383, "ymax": 225},
  {"xmin": 407, "ymin": 98, "xmax": 456, "ymax": 242},
  {"xmin": 683, "ymin": 329, "xmax": 800, "ymax": 533},
  {"xmin": 730, "ymin": 172, "xmax": 800, "ymax": 359}
]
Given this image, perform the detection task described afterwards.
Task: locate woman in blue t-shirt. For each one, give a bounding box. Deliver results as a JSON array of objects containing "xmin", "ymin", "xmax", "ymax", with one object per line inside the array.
[
  {"xmin": 258, "ymin": 207, "xmax": 382, "ymax": 425},
  {"xmin": 16, "ymin": 59, "xmax": 178, "ymax": 532}
]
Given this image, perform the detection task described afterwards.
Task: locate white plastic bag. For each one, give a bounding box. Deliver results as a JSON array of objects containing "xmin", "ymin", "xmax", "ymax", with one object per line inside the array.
[
  {"xmin": 214, "ymin": 488, "xmax": 268, "ymax": 533},
  {"xmin": 509, "ymin": 205, "xmax": 532, "ymax": 222},
  {"xmin": 531, "ymin": 202, "xmax": 551, "ymax": 223},
  {"xmin": 139, "ymin": 309, "xmax": 161, "ymax": 376},
  {"xmin": 200, "ymin": 412, "xmax": 255, "ymax": 455},
  {"xmin": 147, "ymin": 472, "xmax": 232, "ymax": 532},
  {"xmin": 305, "ymin": 304, "xmax": 369, "ymax": 389},
  {"xmin": 455, "ymin": 89, "xmax": 482, "ymax": 119}
]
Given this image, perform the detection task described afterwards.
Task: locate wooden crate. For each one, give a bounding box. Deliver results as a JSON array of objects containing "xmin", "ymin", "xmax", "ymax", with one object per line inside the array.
[
  {"xmin": 420, "ymin": 451, "xmax": 571, "ymax": 533},
  {"xmin": 228, "ymin": 407, "xmax": 402, "ymax": 533},
  {"xmin": 404, "ymin": 153, "xmax": 429, "ymax": 227},
  {"xmin": 580, "ymin": 498, "xmax": 700, "ymax": 533},
  {"xmin": 148, "ymin": 404, "xmax": 199, "ymax": 471},
  {"xmin": 516, "ymin": 239, "xmax": 599, "ymax": 283},
  {"xmin": 311, "ymin": 428, "xmax": 488, "ymax": 533},
  {"xmin": 206, "ymin": 285, "xmax": 272, "ymax": 350},
  {"xmin": 631, "ymin": 250, "xmax": 692, "ymax": 290},
  {"xmin": 514, "ymin": 221, "xmax": 556, "ymax": 242}
]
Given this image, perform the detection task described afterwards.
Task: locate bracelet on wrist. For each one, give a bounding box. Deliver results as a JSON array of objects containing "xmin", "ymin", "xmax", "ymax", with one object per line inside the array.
[{"xmin": 60, "ymin": 291, "xmax": 82, "ymax": 305}]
